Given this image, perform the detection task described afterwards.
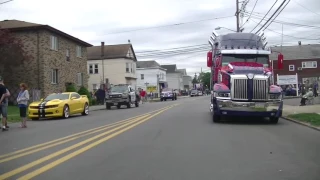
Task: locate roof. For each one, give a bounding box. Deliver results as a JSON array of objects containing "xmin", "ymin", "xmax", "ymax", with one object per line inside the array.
[
  {"xmin": 177, "ymin": 69, "xmax": 187, "ymax": 75},
  {"xmin": 136, "ymin": 60, "xmax": 160, "ymax": 68},
  {"xmin": 161, "ymin": 64, "xmax": 177, "ymax": 73},
  {"xmin": 87, "ymin": 44, "xmax": 137, "ymax": 61},
  {"xmin": 0, "ymin": 20, "xmax": 92, "ymax": 47},
  {"xmin": 270, "ymin": 44, "xmax": 320, "ymax": 60}
]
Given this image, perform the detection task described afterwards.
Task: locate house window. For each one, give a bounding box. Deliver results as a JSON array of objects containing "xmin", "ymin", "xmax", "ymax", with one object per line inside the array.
[
  {"xmin": 89, "ymin": 64, "xmax": 99, "ymax": 74},
  {"xmin": 126, "ymin": 63, "xmax": 129, "ymax": 72},
  {"xmin": 131, "ymin": 63, "xmax": 133, "ymax": 72},
  {"xmin": 302, "ymin": 61, "xmax": 317, "ymax": 68},
  {"xmin": 50, "ymin": 36, "xmax": 58, "ymax": 51},
  {"xmin": 76, "ymin": 46, "xmax": 82, "ymax": 57},
  {"xmin": 77, "ymin": 73, "xmax": 84, "ymax": 86},
  {"xmin": 141, "ymin": 74, "xmax": 144, "ymax": 80},
  {"xmin": 131, "ymin": 63, "xmax": 135, "ymax": 73},
  {"xmin": 51, "ymin": 69, "xmax": 58, "ymax": 84},
  {"xmin": 92, "ymin": 84, "xmax": 98, "ymax": 90},
  {"xmin": 66, "ymin": 49, "xmax": 70, "ymax": 61},
  {"xmin": 289, "ymin": 65, "xmax": 295, "ymax": 71}
]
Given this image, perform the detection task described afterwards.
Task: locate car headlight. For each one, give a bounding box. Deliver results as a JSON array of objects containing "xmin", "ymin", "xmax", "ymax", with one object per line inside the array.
[
  {"xmin": 214, "ymin": 92, "xmax": 231, "ymax": 98},
  {"xmin": 269, "ymin": 93, "xmax": 282, "ymax": 100}
]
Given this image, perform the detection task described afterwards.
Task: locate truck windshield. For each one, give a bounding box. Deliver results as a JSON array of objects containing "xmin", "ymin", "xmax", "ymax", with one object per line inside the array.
[
  {"xmin": 222, "ymin": 54, "xmax": 269, "ymax": 67},
  {"xmin": 110, "ymin": 86, "xmax": 128, "ymax": 93}
]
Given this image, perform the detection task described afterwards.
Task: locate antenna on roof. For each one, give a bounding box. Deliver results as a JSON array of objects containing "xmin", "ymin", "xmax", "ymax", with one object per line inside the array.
[{"xmin": 128, "ymin": 39, "xmax": 131, "ymax": 44}]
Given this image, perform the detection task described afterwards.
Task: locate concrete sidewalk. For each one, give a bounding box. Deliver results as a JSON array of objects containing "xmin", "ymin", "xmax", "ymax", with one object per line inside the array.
[{"xmin": 283, "ymin": 104, "xmax": 320, "ymax": 116}]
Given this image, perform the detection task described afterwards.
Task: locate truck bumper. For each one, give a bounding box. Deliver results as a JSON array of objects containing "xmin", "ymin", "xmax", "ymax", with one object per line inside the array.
[{"xmin": 212, "ymin": 98, "xmax": 283, "ymax": 117}]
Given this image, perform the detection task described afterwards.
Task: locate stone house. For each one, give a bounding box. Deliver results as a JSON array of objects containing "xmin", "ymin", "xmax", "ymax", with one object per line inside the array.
[{"xmin": 0, "ymin": 20, "xmax": 92, "ymax": 100}]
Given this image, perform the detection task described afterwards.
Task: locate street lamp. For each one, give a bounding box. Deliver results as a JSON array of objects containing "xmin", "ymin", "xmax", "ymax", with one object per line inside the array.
[{"xmin": 215, "ymin": 26, "xmax": 242, "ymax": 32}]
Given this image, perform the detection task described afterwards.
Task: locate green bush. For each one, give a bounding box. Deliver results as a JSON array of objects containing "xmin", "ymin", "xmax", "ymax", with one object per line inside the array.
[
  {"xmin": 66, "ymin": 84, "xmax": 77, "ymax": 92},
  {"xmin": 78, "ymin": 86, "xmax": 93, "ymax": 105}
]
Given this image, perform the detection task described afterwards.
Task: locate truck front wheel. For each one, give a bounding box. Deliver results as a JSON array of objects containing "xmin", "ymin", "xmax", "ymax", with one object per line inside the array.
[
  {"xmin": 270, "ymin": 117, "xmax": 279, "ymax": 124},
  {"xmin": 212, "ymin": 114, "xmax": 221, "ymax": 123},
  {"xmin": 106, "ymin": 103, "xmax": 111, "ymax": 110}
]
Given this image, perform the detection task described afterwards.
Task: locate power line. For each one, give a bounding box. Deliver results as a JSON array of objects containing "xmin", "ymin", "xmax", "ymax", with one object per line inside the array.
[
  {"xmin": 0, "ymin": 0, "xmax": 13, "ymax": 5},
  {"xmin": 255, "ymin": 0, "xmax": 288, "ymax": 34},
  {"xmin": 293, "ymin": 0, "xmax": 320, "ymax": 16},
  {"xmin": 135, "ymin": 44, "xmax": 208, "ymax": 53},
  {"xmin": 102, "ymin": 15, "xmax": 234, "ymax": 35},
  {"xmin": 136, "ymin": 45, "xmax": 209, "ymax": 55},
  {"xmin": 250, "ymin": 19, "xmax": 320, "ymax": 41},
  {"xmin": 249, "ymin": 0, "xmax": 278, "ymax": 32},
  {"xmin": 138, "ymin": 48, "xmax": 210, "ymax": 59},
  {"xmin": 245, "ymin": 12, "xmax": 320, "ymax": 29},
  {"xmin": 242, "ymin": 0, "xmax": 259, "ymax": 27},
  {"xmin": 261, "ymin": 0, "xmax": 291, "ymax": 32}
]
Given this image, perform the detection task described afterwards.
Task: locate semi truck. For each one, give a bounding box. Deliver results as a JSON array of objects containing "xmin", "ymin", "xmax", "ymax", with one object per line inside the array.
[{"xmin": 207, "ymin": 32, "xmax": 284, "ymax": 124}]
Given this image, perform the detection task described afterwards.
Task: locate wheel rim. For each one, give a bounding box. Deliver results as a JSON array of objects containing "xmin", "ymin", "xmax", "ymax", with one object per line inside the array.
[
  {"xmin": 85, "ymin": 104, "xmax": 89, "ymax": 114},
  {"xmin": 64, "ymin": 107, "xmax": 69, "ymax": 118}
]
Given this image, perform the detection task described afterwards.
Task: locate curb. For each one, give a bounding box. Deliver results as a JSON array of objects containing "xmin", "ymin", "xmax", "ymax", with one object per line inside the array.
[{"xmin": 282, "ymin": 116, "xmax": 320, "ymax": 131}]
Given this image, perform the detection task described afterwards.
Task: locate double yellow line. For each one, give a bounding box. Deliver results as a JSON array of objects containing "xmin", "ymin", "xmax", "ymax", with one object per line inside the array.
[{"xmin": 0, "ymin": 104, "xmax": 178, "ymax": 180}]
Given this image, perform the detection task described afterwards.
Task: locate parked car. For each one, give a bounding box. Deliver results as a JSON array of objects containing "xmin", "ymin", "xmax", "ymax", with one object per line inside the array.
[
  {"xmin": 28, "ymin": 92, "xmax": 89, "ymax": 120},
  {"xmin": 160, "ymin": 90, "xmax": 177, "ymax": 101},
  {"xmin": 190, "ymin": 89, "xmax": 198, "ymax": 97}
]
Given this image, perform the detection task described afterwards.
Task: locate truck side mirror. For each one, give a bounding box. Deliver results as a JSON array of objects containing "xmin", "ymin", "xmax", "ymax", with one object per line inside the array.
[
  {"xmin": 277, "ymin": 53, "xmax": 284, "ymax": 70},
  {"xmin": 207, "ymin": 51, "xmax": 213, "ymax": 67}
]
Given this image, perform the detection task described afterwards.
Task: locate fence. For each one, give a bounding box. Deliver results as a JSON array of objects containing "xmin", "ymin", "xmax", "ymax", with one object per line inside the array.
[{"xmin": 7, "ymin": 88, "xmax": 41, "ymax": 105}]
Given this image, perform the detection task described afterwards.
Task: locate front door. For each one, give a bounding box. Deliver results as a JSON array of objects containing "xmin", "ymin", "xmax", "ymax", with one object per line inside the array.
[{"xmin": 70, "ymin": 93, "xmax": 82, "ymax": 113}]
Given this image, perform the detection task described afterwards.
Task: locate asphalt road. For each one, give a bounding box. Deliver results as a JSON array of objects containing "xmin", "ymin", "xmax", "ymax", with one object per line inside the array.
[{"xmin": 0, "ymin": 96, "xmax": 319, "ymax": 180}]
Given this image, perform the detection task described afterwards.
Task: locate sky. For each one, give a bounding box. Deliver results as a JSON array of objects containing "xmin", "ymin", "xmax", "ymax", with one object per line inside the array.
[{"xmin": 1, "ymin": 0, "xmax": 320, "ymax": 75}]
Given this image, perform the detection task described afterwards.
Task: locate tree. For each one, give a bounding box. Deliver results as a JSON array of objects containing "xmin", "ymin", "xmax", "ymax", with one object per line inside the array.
[
  {"xmin": 192, "ymin": 74, "xmax": 199, "ymax": 85},
  {"xmin": 0, "ymin": 28, "xmax": 30, "ymax": 74},
  {"xmin": 199, "ymin": 72, "xmax": 211, "ymax": 89}
]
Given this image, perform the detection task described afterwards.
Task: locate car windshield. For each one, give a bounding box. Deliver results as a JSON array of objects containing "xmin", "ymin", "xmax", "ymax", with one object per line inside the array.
[
  {"xmin": 44, "ymin": 94, "xmax": 69, "ymax": 101},
  {"xmin": 222, "ymin": 54, "xmax": 269, "ymax": 67},
  {"xmin": 110, "ymin": 86, "xmax": 128, "ymax": 93},
  {"xmin": 191, "ymin": 90, "xmax": 197, "ymax": 93}
]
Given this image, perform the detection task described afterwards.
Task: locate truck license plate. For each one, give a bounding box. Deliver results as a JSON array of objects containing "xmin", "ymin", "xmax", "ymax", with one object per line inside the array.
[{"xmin": 255, "ymin": 103, "xmax": 265, "ymax": 108}]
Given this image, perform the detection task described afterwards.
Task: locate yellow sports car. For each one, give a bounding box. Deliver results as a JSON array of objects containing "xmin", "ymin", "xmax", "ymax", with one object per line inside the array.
[{"xmin": 28, "ymin": 92, "xmax": 89, "ymax": 120}]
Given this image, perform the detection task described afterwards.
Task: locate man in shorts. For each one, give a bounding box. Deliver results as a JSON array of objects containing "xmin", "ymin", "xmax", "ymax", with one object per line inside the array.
[{"xmin": 0, "ymin": 76, "xmax": 9, "ymax": 131}]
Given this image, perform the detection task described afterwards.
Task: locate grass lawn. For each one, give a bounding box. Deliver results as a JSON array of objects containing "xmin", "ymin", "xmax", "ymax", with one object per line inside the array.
[
  {"xmin": 5, "ymin": 106, "xmax": 21, "ymax": 123},
  {"xmin": 288, "ymin": 113, "xmax": 320, "ymax": 127}
]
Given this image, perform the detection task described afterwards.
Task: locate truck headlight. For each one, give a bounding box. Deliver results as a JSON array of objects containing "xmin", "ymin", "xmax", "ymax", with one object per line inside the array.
[
  {"xmin": 269, "ymin": 93, "xmax": 282, "ymax": 100},
  {"xmin": 214, "ymin": 92, "xmax": 231, "ymax": 98}
]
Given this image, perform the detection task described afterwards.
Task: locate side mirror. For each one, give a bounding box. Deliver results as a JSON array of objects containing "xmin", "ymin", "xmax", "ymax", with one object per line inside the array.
[
  {"xmin": 277, "ymin": 53, "xmax": 284, "ymax": 70},
  {"xmin": 207, "ymin": 51, "xmax": 213, "ymax": 67},
  {"xmin": 71, "ymin": 97, "xmax": 76, "ymax": 100}
]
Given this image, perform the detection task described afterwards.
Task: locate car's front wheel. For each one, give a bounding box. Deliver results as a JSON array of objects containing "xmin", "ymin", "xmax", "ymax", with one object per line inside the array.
[
  {"xmin": 270, "ymin": 117, "xmax": 279, "ymax": 124},
  {"xmin": 82, "ymin": 103, "xmax": 89, "ymax": 115},
  {"xmin": 63, "ymin": 105, "xmax": 70, "ymax": 119}
]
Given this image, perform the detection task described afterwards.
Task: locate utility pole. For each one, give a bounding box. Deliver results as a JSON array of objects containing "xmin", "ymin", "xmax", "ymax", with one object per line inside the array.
[{"xmin": 236, "ymin": 0, "xmax": 240, "ymax": 32}]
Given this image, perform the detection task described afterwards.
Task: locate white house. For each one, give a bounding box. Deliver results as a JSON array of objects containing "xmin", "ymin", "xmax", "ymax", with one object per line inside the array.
[
  {"xmin": 161, "ymin": 64, "xmax": 184, "ymax": 91},
  {"xmin": 86, "ymin": 42, "xmax": 137, "ymax": 91},
  {"xmin": 136, "ymin": 61, "xmax": 167, "ymax": 95}
]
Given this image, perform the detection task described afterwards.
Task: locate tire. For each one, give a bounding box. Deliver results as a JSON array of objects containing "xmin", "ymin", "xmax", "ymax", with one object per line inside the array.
[
  {"xmin": 164, "ymin": 98, "xmax": 167, "ymax": 101},
  {"xmin": 212, "ymin": 113, "xmax": 221, "ymax": 123},
  {"xmin": 62, "ymin": 105, "xmax": 70, "ymax": 119},
  {"xmin": 270, "ymin": 117, "xmax": 279, "ymax": 124},
  {"xmin": 161, "ymin": 98, "xmax": 163, "ymax": 101},
  {"xmin": 127, "ymin": 102, "xmax": 131, "ymax": 108},
  {"xmin": 106, "ymin": 103, "xmax": 111, "ymax": 110},
  {"xmin": 81, "ymin": 103, "xmax": 89, "ymax": 115},
  {"xmin": 117, "ymin": 104, "xmax": 121, "ymax": 109},
  {"xmin": 135, "ymin": 101, "xmax": 139, "ymax": 107}
]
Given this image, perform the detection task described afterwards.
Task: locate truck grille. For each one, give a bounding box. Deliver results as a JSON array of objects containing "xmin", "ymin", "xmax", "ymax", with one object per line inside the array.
[
  {"xmin": 233, "ymin": 79, "xmax": 248, "ymax": 99},
  {"xmin": 232, "ymin": 78, "xmax": 268, "ymax": 100},
  {"xmin": 253, "ymin": 79, "xmax": 268, "ymax": 100}
]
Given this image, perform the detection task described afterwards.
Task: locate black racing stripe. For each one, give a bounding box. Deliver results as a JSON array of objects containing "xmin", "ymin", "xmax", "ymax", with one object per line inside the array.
[{"xmin": 38, "ymin": 100, "xmax": 49, "ymax": 118}]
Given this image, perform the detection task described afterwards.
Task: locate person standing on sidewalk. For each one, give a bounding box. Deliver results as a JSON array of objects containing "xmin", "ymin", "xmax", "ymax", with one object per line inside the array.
[
  {"xmin": 140, "ymin": 89, "xmax": 146, "ymax": 104},
  {"xmin": 0, "ymin": 76, "xmax": 9, "ymax": 131},
  {"xmin": 17, "ymin": 83, "xmax": 30, "ymax": 128}
]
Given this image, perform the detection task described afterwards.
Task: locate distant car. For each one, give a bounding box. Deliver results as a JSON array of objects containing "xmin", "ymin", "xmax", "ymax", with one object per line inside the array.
[
  {"xmin": 160, "ymin": 90, "xmax": 177, "ymax": 101},
  {"xmin": 28, "ymin": 92, "xmax": 89, "ymax": 120},
  {"xmin": 190, "ymin": 90, "xmax": 198, "ymax": 97}
]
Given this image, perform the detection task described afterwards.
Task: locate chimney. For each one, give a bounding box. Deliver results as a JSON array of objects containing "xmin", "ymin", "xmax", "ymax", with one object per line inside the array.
[
  {"xmin": 298, "ymin": 41, "xmax": 301, "ymax": 46},
  {"xmin": 101, "ymin": 42, "xmax": 105, "ymax": 58}
]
